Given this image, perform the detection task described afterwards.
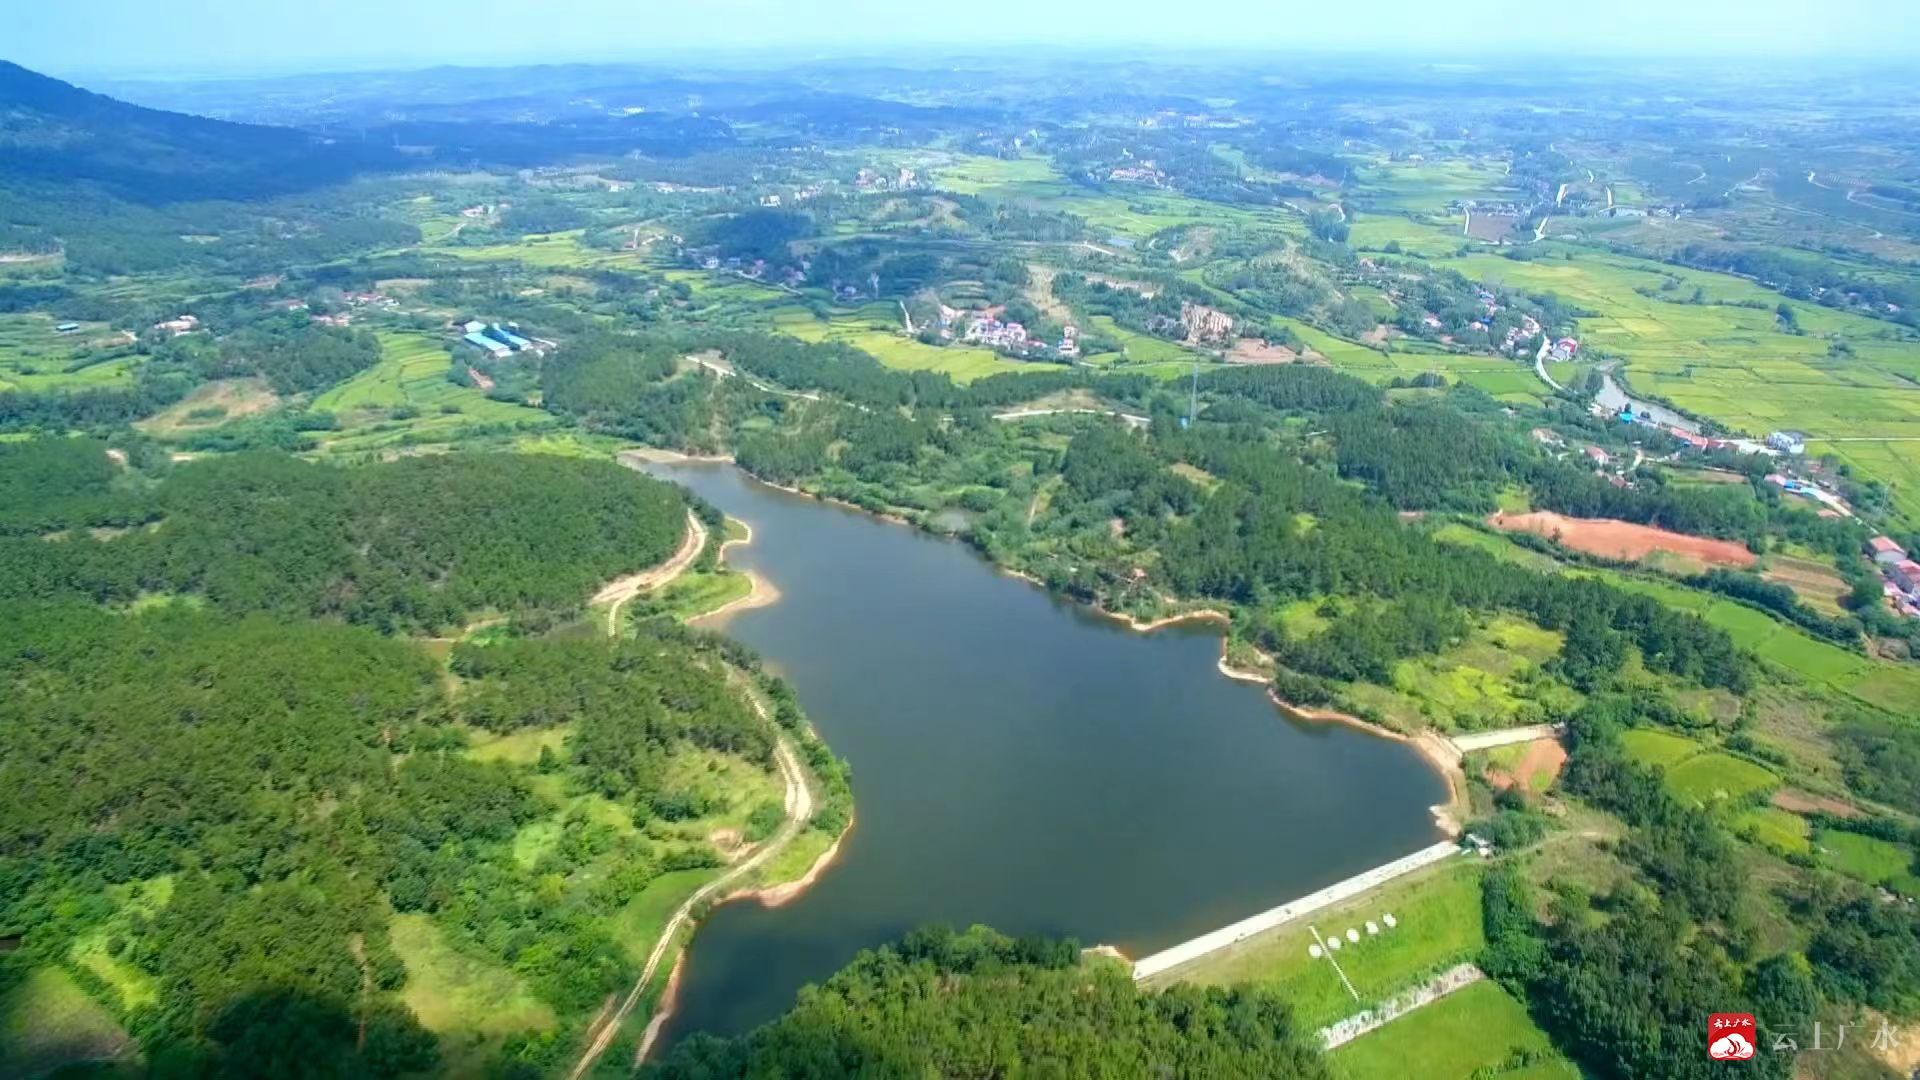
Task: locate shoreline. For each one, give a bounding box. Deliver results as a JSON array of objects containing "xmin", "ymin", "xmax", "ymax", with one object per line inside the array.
[
  {"xmin": 688, "ymin": 569, "xmax": 780, "ymax": 625},
  {"xmin": 631, "ymin": 950, "xmax": 687, "ymax": 1066},
  {"xmin": 1266, "ymin": 692, "xmax": 1468, "ymax": 837},
  {"xmin": 725, "ymin": 810, "xmax": 855, "ymax": 909},
  {"xmin": 594, "ymin": 469, "xmax": 853, "ymax": 1066},
  {"xmin": 574, "ymin": 461, "xmax": 855, "ymax": 1075},
  {"xmin": 645, "ymin": 451, "xmax": 1469, "ymax": 835},
  {"xmin": 629, "ymin": 815, "xmax": 858, "ymax": 1068},
  {"xmin": 620, "ymin": 448, "xmax": 1468, "ymax": 1052}
]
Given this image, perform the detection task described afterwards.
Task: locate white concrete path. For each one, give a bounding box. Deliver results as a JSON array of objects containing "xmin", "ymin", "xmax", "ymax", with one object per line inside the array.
[
  {"xmin": 1449, "ymin": 724, "xmax": 1562, "ymax": 754},
  {"xmin": 1132, "ymin": 840, "xmax": 1461, "ymax": 981},
  {"xmin": 1443, "ymin": 722, "xmax": 1566, "ymax": 749}
]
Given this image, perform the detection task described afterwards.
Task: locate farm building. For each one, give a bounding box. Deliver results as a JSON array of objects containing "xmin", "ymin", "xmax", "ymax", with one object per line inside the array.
[
  {"xmin": 1767, "ymin": 430, "xmax": 1808, "ymax": 455},
  {"xmin": 460, "ymin": 319, "xmax": 542, "ymax": 357},
  {"xmin": 1891, "ymin": 559, "xmax": 1920, "ymax": 594},
  {"xmin": 462, "ymin": 331, "xmax": 511, "ymax": 358},
  {"xmin": 1870, "ymin": 536, "xmax": 1908, "ymax": 566},
  {"xmin": 54, "ymin": 321, "xmax": 80, "ymax": 333}
]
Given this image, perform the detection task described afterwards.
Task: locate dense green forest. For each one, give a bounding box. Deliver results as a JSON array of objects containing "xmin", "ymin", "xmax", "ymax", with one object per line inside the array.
[
  {"xmin": 0, "ymin": 441, "xmax": 686, "ymax": 632},
  {"xmin": 0, "ymin": 438, "xmax": 863, "ymax": 1076},
  {"xmin": 0, "ymin": 601, "xmax": 825, "ymax": 1076},
  {"xmin": 646, "ymin": 926, "xmax": 1331, "ymax": 1079}
]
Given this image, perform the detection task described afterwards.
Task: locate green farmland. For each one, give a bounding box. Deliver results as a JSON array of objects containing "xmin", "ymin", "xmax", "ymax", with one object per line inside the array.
[
  {"xmin": 310, "ymin": 331, "xmax": 550, "ymax": 451},
  {"xmin": 1330, "ymin": 980, "xmax": 1579, "ymax": 1080}
]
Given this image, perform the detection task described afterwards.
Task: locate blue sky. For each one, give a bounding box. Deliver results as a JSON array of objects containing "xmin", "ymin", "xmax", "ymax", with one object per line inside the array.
[{"xmin": 13, "ymin": 0, "xmax": 1920, "ymax": 78}]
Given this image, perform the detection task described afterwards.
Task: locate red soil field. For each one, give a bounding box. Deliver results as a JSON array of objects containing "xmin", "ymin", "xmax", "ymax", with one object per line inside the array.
[{"xmin": 1488, "ymin": 511, "xmax": 1756, "ymax": 567}]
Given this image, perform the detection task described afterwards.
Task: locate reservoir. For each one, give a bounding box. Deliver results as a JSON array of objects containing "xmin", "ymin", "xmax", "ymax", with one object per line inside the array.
[
  {"xmin": 643, "ymin": 460, "xmax": 1448, "ymax": 1048},
  {"xmin": 1595, "ymin": 370, "xmax": 1701, "ymax": 434}
]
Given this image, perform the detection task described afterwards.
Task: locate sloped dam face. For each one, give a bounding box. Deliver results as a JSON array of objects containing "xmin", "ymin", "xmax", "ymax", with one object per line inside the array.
[{"xmin": 642, "ymin": 461, "xmax": 1446, "ymax": 1048}]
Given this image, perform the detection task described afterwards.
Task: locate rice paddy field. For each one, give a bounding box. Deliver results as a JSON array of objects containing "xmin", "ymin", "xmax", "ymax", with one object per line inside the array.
[
  {"xmin": 1620, "ymin": 727, "xmax": 1779, "ymax": 808},
  {"xmin": 0, "ymin": 966, "xmax": 135, "ymax": 1078},
  {"xmin": 1355, "ymin": 159, "xmax": 1523, "ymax": 214},
  {"xmin": 1733, "ymin": 805, "xmax": 1813, "ymax": 855},
  {"xmin": 1409, "ymin": 245, "xmax": 1920, "ymax": 526},
  {"xmin": 1816, "ymin": 829, "xmax": 1920, "ymax": 896}
]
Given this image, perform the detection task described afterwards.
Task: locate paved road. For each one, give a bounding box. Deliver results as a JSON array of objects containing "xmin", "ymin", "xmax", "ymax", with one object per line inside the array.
[{"xmin": 1131, "ymin": 840, "xmax": 1461, "ymax": 981}]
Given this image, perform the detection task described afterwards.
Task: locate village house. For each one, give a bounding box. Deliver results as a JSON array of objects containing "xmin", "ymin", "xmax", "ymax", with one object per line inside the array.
[
  {"xmin": 1547, "ymin": 337, "xmax": 1580, "ymax": 362},
  {"xmin": 1871, "ymin": 536, "xmax": 1908, "ymax": 566},
  {"xmin": 965, "ymin": 316, "xmax": 1029, "ymax": 349},
  {"xmin": 1891, "ymin": 559, "xmax": 1920, "ymax": 596},
  {"xmin": 1767, "ymin": 430, "xmax": 1808, "ymax": 455},
  {"xmin": 153, "ymin": 314, "xmax": 200, "ymax": 336}
]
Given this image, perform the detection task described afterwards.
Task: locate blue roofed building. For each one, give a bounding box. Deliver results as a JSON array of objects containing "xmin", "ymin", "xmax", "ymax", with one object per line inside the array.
[{"xmin": 483, "ymin": 323, "xmax": 532, "ymax": 350}]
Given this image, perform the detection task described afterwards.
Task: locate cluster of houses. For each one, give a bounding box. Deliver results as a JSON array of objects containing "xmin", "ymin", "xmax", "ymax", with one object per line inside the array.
[
  {"xmin": 854, "ymin": 167, "xmax": 918, "ymax": 192},
  {"xmin": 1868, "ymin": 535, "xmax": 1920, "ymax": 619},
  {"xmin": 945, "ymin": 307, "xmax": 1078, "ymax": 360},
  {"xmin": 1108, "ymin": 163, "xmax": 1168, "ymax": 186},
  {"xmin": 756, "ymin": 185, "xmax": 825, "ymax": 208},
  {"xmin": 459, "ymin": 320, "xmax": 552, "ymax": 360}
]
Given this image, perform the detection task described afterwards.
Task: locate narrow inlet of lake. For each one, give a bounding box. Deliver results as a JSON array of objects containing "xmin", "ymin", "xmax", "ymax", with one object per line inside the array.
[{"xmin": 642, "ymin": 461, "xmax": 1448, "ymax": 1048}]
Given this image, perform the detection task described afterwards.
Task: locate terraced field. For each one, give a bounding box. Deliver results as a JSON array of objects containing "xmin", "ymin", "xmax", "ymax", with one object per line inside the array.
[
  {"xmin": 0, "ymin": 313, "xmax": 137, "ymax": 393},
  {"xmin": 311, "ymin": 331, "xmax": 550, "ymax": 451}
]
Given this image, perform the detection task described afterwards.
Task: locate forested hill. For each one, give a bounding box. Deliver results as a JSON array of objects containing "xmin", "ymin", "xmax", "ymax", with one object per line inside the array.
[
  {"xmin": 647, "ymin": 926, "xmax": 1331, "ymax": 1078},
  {"xmin": 0, "ymin": 438, "xmax": 842, "ymax": 1077},
  {"xmin": 0, "ymin": 60, "xmax": 395, "ymax": 202},
  {"xmin": 0, "ymin": 439, "xmax": 689, "ymax": 632}
]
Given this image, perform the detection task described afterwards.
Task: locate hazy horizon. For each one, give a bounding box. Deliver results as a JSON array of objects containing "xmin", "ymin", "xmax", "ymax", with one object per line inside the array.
[{"xmin": 15, "ymin": 0, "xmax": 1920, "ymax": 80}]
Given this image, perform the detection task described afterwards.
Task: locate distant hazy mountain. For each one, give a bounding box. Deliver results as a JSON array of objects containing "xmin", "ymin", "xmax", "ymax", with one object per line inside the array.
[{"xmin": 0, "ymin": 60, "xmax": 391, "ymax": 201}]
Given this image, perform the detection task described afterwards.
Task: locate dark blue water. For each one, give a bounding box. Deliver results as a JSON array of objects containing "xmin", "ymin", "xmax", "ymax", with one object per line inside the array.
[{"xmin": 644, "ymin": 461, "xmax": 1446, "ymax": 1047}]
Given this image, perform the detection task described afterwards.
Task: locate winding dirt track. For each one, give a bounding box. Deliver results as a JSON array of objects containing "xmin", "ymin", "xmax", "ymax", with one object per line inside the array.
[
  {"xmin": 566, "ymin": 512, "xmax": 815, "ymax": 1079},
  {"xmin": 568, "ymin": 719, "xmax": 812, "ymax": 1079},
  {"xmin": 592, "ymin": 510, "xmax": 708, "ymax": 632}
]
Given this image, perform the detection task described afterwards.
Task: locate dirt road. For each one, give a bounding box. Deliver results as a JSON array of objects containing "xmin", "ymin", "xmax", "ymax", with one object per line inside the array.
[
  {"xmin": 592, "ymin": 510, "xmax": 708, "ymax": 632},
  {"xmin": 567, "ymin": 687, "xmax": 815, "ymax": 1078}
]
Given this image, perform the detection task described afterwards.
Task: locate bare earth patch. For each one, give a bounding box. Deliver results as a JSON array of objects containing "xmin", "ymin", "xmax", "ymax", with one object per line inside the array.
[
  {"xmin": 1771, "ymin": 789, "xmax": 1860, "ymax": 818},
  {"xmin": 1227, "ymin": 338, "xmax": 1301, "ymax": 364},
  {"xmin": 1762, "ymin": 556, "xmax": 1851, "ymax": 615},
  {"xmin": 707, "ymin": 828, "xmax": 747, "ymax": 862},
  {"xmin": 136, "ymin": 377, "xmax": 280, "ymax": 435},
  {"xmin": 1485, "ymin": 738, "xmax": 1567, "ymax": 794},
  {"xmin": 1487, "ymin": 511, "xmax": 1755, "ymax": 567}
]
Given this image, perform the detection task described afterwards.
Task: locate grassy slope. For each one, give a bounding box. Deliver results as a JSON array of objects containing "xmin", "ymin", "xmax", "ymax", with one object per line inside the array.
[
  {"xmin": 1153, "ymin": 861, "xmax": 1486, "ymax": 1030},
  {"xmin": 1330, "ymin": 980, "xmax": 1579, "ymax": 1080}
]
